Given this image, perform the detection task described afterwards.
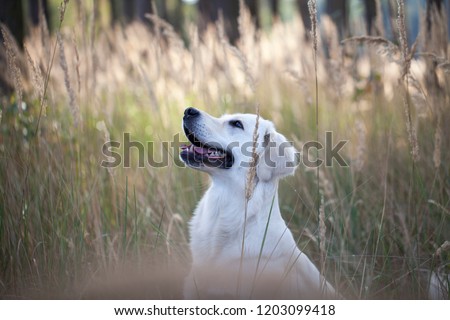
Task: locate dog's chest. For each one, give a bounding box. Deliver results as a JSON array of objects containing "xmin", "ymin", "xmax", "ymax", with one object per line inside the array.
[{"xmin": 190, "ymin": 196, "xmax": 290, "ymax": 264}]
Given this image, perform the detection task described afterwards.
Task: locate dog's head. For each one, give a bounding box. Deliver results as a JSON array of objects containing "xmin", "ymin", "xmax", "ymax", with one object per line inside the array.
[{"xmin": 180, "ymin": 107, "xmax": 298, "ymax": 182}]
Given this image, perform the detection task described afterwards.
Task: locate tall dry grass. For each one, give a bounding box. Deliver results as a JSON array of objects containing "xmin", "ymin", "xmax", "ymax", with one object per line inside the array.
[{"xmin": 0, "ymin": 1, "xmax": 449, "ymax": 299}]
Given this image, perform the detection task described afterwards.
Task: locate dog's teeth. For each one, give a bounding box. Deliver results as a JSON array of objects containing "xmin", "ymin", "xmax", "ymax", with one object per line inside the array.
[{"xmin": 207, "ymin": 150, "xmax": 225, "ymax": 158}]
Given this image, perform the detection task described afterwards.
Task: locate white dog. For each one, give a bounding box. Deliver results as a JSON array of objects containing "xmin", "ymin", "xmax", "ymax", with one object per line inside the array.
[{"xmin": 180, "ymin": 107, "xmax": 338, "ymax": 299}]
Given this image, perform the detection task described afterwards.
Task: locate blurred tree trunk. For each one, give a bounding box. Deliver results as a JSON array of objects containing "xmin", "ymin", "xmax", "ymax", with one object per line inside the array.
[
  {"xmin": 165, "ymin": 1, "xmax": 183, "ymax": 34},
  {"xmin": 387, "ymin": 0, "xmax": 399, "ymax": 42},
  {"xmin": 29, "ymin": 0, "xmax": 50, "ymax": 28},
  {"xmin": 198, "ymin": 0, "xmax": 240, "ymax": 43},
  {"xmin": 297, "ymin": 0, "xmax": 311, "ymax": 40},
  {"xmin": 109, "ymin": 0, "xmax": 155, "ymax": 25},
  {"xmin": 270, "ymin": 0, "xmax": 279, "ymax": 16},
  {"xmin": 425, "ymin": 0, "xmax": 448, "ymax": 91},
  {"xmin": 0, "ymin": 0, "xmax": 25, "ymax": 48},
  {"xmin": 364, "ymin": 0, "xmax": 377, "ymax": 35},
  {"xmin": 448, "ymin": 0, "xmax": 450, "ymax": 39},
  {"xmin": 124, "ymin": 0, "xmax": 135, "ymax": 23},
  {"xmin": 326, "ymin": 0, "xmax": 348, "ymax": 40},
  {"xmin": 425, "ymin": 0, "xmax": 447, "ymax": 57},
  {"xmin": 112, "ymin": 0, "xmax": 182, "ymax": 34},
  {"xmin": 198, "ymin": 0, "xmax": 213, "ymax": 33},
  {"xmin": 245, "ymin": 0, "xmax": 260, "ymax": 28},
  {"xmin": 110, "ymin": 0, "xmax": 136, "ymax": 24},
  {"xmin": 154, "ymin": 0, "xmax": 168, "ymax": 20},
  {"xmin": 110, "ymin": 0, "xmax": 120, "ymax": 24},
  {"xmin": 426, "ymin": 0, "xmax": 445, "ymax": 43},
  {"xmin": 135, "ymin": 0, "xmax": 152, "ymax": 22},
  {"xmin": 426, "ymin": 0, "xmax": 444, "ymax": 18},
  {"xmin": 197, "ymin": 0, "xmax": 259, "ymax": 42}
]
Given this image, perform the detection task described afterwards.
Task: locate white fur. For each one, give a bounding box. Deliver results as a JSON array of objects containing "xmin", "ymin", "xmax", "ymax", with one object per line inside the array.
[{"xmin": 181, "ymin": 109, "xmax": 338, "ymax": 299}]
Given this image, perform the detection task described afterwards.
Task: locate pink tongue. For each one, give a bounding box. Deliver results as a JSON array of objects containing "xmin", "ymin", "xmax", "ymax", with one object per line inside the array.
[{"xmin": 193, "ymin": 146, "xmax": 209, "ymax": 154}]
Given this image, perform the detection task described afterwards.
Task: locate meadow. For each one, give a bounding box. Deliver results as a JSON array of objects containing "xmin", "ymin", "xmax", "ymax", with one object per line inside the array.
[{"xmin": 0, "ymin": 1, "xmax": 449, "ymax": 299}]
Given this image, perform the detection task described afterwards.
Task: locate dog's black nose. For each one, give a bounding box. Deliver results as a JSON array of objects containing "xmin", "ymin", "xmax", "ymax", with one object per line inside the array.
[{"xmin": 184, "ymin": 107, "xmax": 200, "ymax": 119}]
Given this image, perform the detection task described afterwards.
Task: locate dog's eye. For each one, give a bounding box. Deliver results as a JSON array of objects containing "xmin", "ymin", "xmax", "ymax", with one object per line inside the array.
[{"xmin": 229, "ymin": 120, "xmax": 244, "ymax": 130}]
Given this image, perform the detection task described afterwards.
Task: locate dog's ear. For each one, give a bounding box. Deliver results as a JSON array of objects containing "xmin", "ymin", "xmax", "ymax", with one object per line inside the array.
[{"xmin": 256, "ymin": 130, "xmax": 299, "ymax": 182}]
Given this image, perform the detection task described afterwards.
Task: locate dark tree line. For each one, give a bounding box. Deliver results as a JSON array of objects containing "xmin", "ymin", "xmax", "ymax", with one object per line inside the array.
[
  {"xmin": 105, "ymin": 0, "xmax": 446, "ymax": 43},
  {"xmin": 0, "ymin": 0, "xmax": 447, "ymax": 49},
  {"xmin": 1, "ymin": 0, "xmax": 447, "ymax": 99},
  {"xmin": 0, "ymin": 0, "xmax": 50, "ymax": 48}
]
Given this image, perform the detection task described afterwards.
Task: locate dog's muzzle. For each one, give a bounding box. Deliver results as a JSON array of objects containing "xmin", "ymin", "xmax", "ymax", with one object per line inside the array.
[{"xmin": 180, "ymin": 108, "xmax": 234, "ymax": 169}]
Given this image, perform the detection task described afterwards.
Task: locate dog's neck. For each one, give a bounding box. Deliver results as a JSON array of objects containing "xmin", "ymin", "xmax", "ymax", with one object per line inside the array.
[
  {"xmin": 207, "ymin": 174, "xmax": 282, "ymax": 223},
  {"xmin": 189, "ymin": 175, "xmax": 289, "ymax": 266}
]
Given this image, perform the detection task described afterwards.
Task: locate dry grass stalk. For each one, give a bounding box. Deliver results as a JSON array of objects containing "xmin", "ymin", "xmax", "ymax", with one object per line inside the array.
[
  {"xmin": 394, "ymin": 210, "xmax": 412, "ymax": 251},
  {"xmin": 406, "ymin": 74, "xmax": 429, "ymax": 110},
  {"xmin": 216, "ymin": 12, "xmax": 232, "ymax": 83},
  {"xmin": 308, "ymin": 1, "xmax": 326, "ymax": 283},
  {"xmin": 433, "ymin": 240, "xmax": 450, "ymax": 258},
  {"xmin": 319, "ymin": 192, "xmax": 326, "ymax": 259},
  {"xmin": 354, "ymin": 119, "xmax": 367, "ymax": 172},
  {"xmin": 72, "ymin": 33, "xmax": 81, "ymax": 94},
  {"xmin": 240, "ymin": 104, "xmax": 260, "ymax": 296},
  {"xmin": 322, "ymin": 15, "xmax": 341, "ymax": 62},
  {"xmin": 60, "ymin": 0, "xmax": 69, "ymax": 24},
  {"xmin": 188, "ymin": 24, "xmax": 200, "ymax": 87},
  {"xmin": 57, "ymin": 32, "xmax": 79, "ymax": 126},
  {"xmin": 437, "ymin": 62, "xmax": 450, "ymax": 73},
  {"xmin": 166, "ymin": 214, "xmax": 183, "ymax": 256},
  {"xmin": 396, "ymin": 0, "xmax": 420, "ymax": 163},
  {"xmin": 238, "ymin": 0, "xmax": 255, "ymax": 39},
  {"xmin": 419, "ymin": 52, "xmax": 450, "ymax": 73},
  {"xmin": 145, "ymin": 13, "xmax": 184, "ymax": 49},
  {"xmin": 318, "ymin": 190, "xmax": 327, "ymax": 291},
  {"xmin": 245, "ymin": 105, "xmax": 260, "ymax": 201},
  {"xmin": 427, "ymin": 200, "xmax": 450, "ymax": 216},
  {"xmin": 238, "ymin": 0, "xmax": 257, "ymax": 57},
  {"xmin": 33, "ymin": 0, "xmax": 69, "ymax": 135},
  {"xmin": 97, "ymin": 121, "xmax": 114, "ymax": 177},
  {"xmin": 425, "ymin": 4, "xmax": 448, "ymax": 59},
  {"xmin": 318, "ymin": 169, "xmax": 334, "ymax": 200},
  {"xmin": 396, "ymin": 0, "xmax": 409, "ymax": 79},
  {"xmin": 433, "ymin": 111, "xmax": 442, "ymax": 169},
  {"xmin": 1, "ymin": 25, "xmax": 24, "ymax": 110},
  {"xmin": 342, "ymin": 36, "xmax": 398, "ymax": 53},
  {"xmin": 286, "ymin": 68, "xmax": 312, "ymax": 105},
  {"xmin": 395, "ymin": 0, "xmax": 419, "ymax": 78},
  {"xmin": 405, "ymin": 37, "xmax": 419, "ymax": 78},
  {"xmin": 403, "ymin": 96, "xmax": 420, "ymax": 162},
  {"xmin": 308, "ymin": 1, "xmax": 323, "ymax": 270},
  {"xmin": 307, "ymin": 0, "xmax": 319, "ymax": 159},
  {"xmin": 216, "ymin": 11, "xmax": 227, "ymax": 44},
  {"xmin": 307, "ymin": 0, "xmax": 318, "ymax": 53},
  {"xmin": 24, "ymin": 46, "xmax": 45, "ymax": 102},
  {"xmin": 342, "ymin": 36, "xmax": 401, "ymax": 64},
  {"xmin": 228, "ymin": 45, "xmax": 256, "ymax": 93},
  {"xmin": 307, "ymin": 0, "xmax": 319, "ymax": 137}
]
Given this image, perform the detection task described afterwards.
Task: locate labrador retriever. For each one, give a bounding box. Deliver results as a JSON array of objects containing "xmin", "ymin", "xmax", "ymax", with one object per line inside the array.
[{"xmin": 180, "ymin": 107, "xmax": 338, "ymax": 299}]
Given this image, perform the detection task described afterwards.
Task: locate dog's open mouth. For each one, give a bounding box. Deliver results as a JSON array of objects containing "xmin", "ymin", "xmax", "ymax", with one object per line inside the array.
[{"xmin": 180, "ymin": 125, "xmax": 234, "ymax": 169}]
